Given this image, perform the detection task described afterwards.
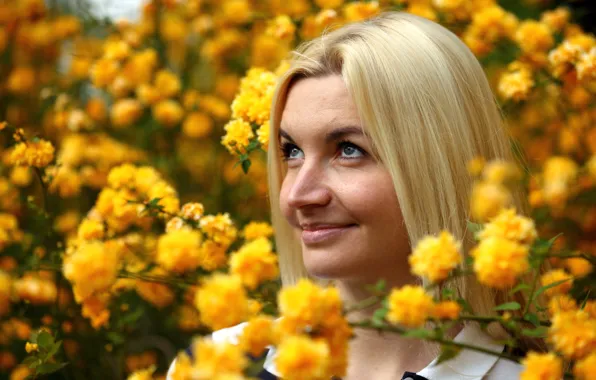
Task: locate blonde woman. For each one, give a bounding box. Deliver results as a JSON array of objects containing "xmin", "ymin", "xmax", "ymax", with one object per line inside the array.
[{"xmin": 169, "ymin": 12, "xmax": 535, "ymax": 380}]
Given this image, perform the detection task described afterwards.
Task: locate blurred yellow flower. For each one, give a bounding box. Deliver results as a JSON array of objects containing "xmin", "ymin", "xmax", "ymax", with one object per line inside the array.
[
  {"xmin": 194, "ymin": 274, "xmax": 249, "ymax": 330},
  {"xmin": 199, "ymin": 213, "xmax": 237, "ymax": 248},
  {"xmin": 77, "ymin": 218, "xmax": 105, "ymax": 241},
  {"xmin": 182, "ymin": 112, "xmax": 213, "ymax": 138},
  {"xmin": 470, "ymin": 181, "xmax": 513, "ymax": 222},
  {"xmin": 563, "ymin": 257, "xmax": 593, "ymax": 278},
  {"xmin": 478, "ymin": 208, "xmax": 537, "ymax": 245},
  {"xmin": 9, "ymin": 166, "xmax": 32, "ymax": 187},
  {"xmin": 136, "ymin": 270, "xmax": 175, "ymax": 309},
  {"xmin": 520, "ymin": 351, "xmax": 562, "ymax": 380},
  {"xmin": 275, "ymin": 335, "xmax": 329, "ymax": 380},
  {"xmin": 548, "ymin": 309, "xmax": 596, "ymax": 360},
  {"xmin": 156, "ymin": 230, "xmax": 203, "ymax": 273},
  {"xmin": 63, "ymin": 240, "xmax": 120, "ymax": 302},
  {"xmin": 315, "ymin": 0, "xmax": 344, "ymax": 8},
  {"xmin": 90, "ymin": 58, "xmax": 120, "ymax": 89},
  {"xmin": 10, "ymin": 140, "xmax": 55, "ymax": 168},
  {"xmin": 239, "ymin": 316, "xmax": 276, "ymax": 357},
  {"xmin": 242, "ymin": 221, "xmax": 274, "ymax": 240},
  {"xmin": 126, "ymin": 366, "xmax": 155, "ymax": 380},
  {"xmin": 221, "ymin": 119, "xmax": 254, "ymax": 154},
  {"xmin": 432, "ymin": 300, "xmax": 461, "ymax": 320},
  {"xmin": 103, "ymin": 39, "xmax": 131, "ymax": 61},
  {"xmin": 548, "ymin": 294, "xmax": 577, "ymax": 317},
  {"xmin": 540, "ymin": 269, "xmax": 573, "ymax": 298},
  {"xmin": 229, "ymin": 237, "xmax": 278, "ymax": 289},
  {"xmin": 111, "ymin": 99, "xmax": 144, "ymax": 128},
  {"xmin": 515, "ymin": 20, "xmax": 554, "ymax": 54},
  {"xmin": 180, "ymin": 202, "xmax": 204, "ymax": 222},
  {"xmin": 386, "ymin": 285, "xmax": 434, "ymax": 328},
  {"xmin": 343, "ymin": 1, "xmax": 381, "ymax": 22},
  {"xmin": 24, "ymin": 342, "xmax": 38, "ymax": 353},
  {"xmin": 152, "ymin": 100, "xmax": 184, "ymax": 128},
  {"xmin": 498, "ymin": 61, "xmax": 535, "ymax": 101},
  {"xmin": 408, "ymin": 230, "xmax": 462, "ymax": 283},
  {"xmin": 154, "ymin": 70, "xmax": 182, "ymax": 98},
  {"xmin": 574, "ymin": 352, "xmax": 596, "ymax": 380},
  {"xmin": 471, "ymin": 236, "xmax": 529, "ymax": 288}
]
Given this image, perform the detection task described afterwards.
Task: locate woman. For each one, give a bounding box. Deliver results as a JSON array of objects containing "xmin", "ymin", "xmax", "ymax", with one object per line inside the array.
[{"xmin": 169, "ymin": 12, "xmax": 532, "ymax": 379}]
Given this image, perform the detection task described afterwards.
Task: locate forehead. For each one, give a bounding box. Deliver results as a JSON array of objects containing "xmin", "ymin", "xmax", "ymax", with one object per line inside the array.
[{"xmin": 280, "ymin": 75, "xmax": 361, "ymax": 130}]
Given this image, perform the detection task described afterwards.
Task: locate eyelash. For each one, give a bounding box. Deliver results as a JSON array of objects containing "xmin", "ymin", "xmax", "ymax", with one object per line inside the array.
[{"xmin": 279, "ymin": 140, "xmax": 366, "ymax": 161}]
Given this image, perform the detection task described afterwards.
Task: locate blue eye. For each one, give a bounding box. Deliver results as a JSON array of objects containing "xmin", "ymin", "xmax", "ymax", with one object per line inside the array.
[
  {"xmin": 338, "ymin": 141, "xmax": 365, "ymax": 159},
  {"xmin": 280, "ymin": 142, "xmax": 304, "ymax": 161}
]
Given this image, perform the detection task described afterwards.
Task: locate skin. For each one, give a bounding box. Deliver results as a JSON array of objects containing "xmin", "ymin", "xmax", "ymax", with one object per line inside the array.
[{"xmin": 278, "ymin": 75, "xmax": 438, "ymax": 379}]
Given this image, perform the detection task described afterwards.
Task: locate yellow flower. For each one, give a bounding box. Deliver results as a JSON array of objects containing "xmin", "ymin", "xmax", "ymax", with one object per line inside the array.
[
  {"xmin": 135, "ymin": 270, "xmax": 175, "ymax": 309},
  {"xmin": 478, "ymin": 208, "xmax": 537, "ymax": 245},
  {"xmin": 408, "ymin": 231, "xmax": 462, "ymax": 283},
  {"xmin": 10, "ymin": 140, "xmax": 55, "ymax": 168},
  {"xmin": 180, "ymin": 202, "xmax": 205, "ymax": 222},
  {"xmin": 577, "ymin": 47, "xmax": 596, "ymax": 82},
  {"xmin": 7, "ymin": 67, "xmax": 36, "ymax": 94},
  {"xmin": 540, "ymin": 269, "xmax": 573, "ymax": 298},
  {"xmin": 498, "ymin": 61, "xmax": 535, "ymax": 101},
  {"xmin": 153, "ymin": 70, "xmax": 181, "ymax": 98},
  {"xmin": 242, "ymin": 221, "xmax": 274, "ymax": 240},
  {"xmin": 24, "ymin": 342, "xmax": 38, "ymax": 353},
  {"xmin": 199, "ymin": 240, "xmax": 228, "ymax": 271},
  {"xmin": 156, "ymin": 230, "xmax": 203, "ymax": 273},
  {"xmin": 81, "ymin": 293, "xmax": 111, "ymax": 329},
  {"xmin": 265, "ymin": 15, "xmax": 296, "ymax": 41},
  {"xmin": 107, "ymin": 163, "xmax": 137, "ymax": 190},
  {"xmin": 470, "ymin": 181, "xmax": 513, "ymax": 222},
  {"xmin": 152, "ymin": 100, "xmax": 184, "ymax": 128},
  {"xmin": 229, "ymin": 237, "xmax": 278, "ymax": 289},
  {"xmin": 548, "ymin": 294, "xmax": 577, "ymax": 317},
  {"xmin": 563, "ymin": 257, "xmax": 593, "ymax": 278},
  {"xmin": 77, "ymin": 218, "xmax": 105, "ymax": 241},
  {"xmin": 147, "ymin": 181, "xmax": 180, "ymax": 215},
  {"xmin": 231, "ymin": 68, "xmax": 277, "ymax": 125},
  {"xmin": 111, "ymin": 99, "xmax": 144, "ymax": 128},
  {"xmin": 386, "ymin": 285, "xmax": 434, "ymax": 328},
  {"xmin": 199, "ymin": 213, "xmax": 237, "ymax": 248},
  {"xmin": 315, "ymin": 0, "xmax": 344, "ymax": 8},
  {"xmin": 520, "ymin": 352, "xmax": 562, "ymax": 380},
  {"xmin": 482, "ymin": 159, "xmax": 522, "ymax": 184},
  {"xmin": 221, "ymin": 119, "xmax": 254, "ymax": 155},
  {"xmin": 9, "ymin": 166, "xmax": 32, "ymax": 187},
  {"xmin": 90, "ymin": 58, "xmax": 120, "ymax": 88},
  {"xmin": 182, "ymin": 112, "xmax": 213, "ymax": 138},
  {"xmin": 432, "ymin": 300, "xmax": 461, "ymax": 320},
  {"xmin": 342, "ymin": 1, "xmax": 381, "ymax": 22},
  {"xmin": 63, "ymin": 241, "xmax": 120, "ymax": 302},
  {"xmin": 540, "ymin": 7, "xmax": 570, "ymax": 32},
  {"xmin": 275, "ymin": 335, "xmax": 329, "ymax": 380},
  {"xmin": 257, "ymin": 120, "xmax": 270, "ymax": 150},
  {"xmin": 194, "ymin": 274, "xmax": 249, "ymax": 331},
  {"xmin": 515, "ymin": 20, "xmax": 554, "ymax": 54},
  {"xmin": 548, "ymin": 309, "xmax": 596, "ymax": 360},
  {"xmin": 103, "ymin": 39, "xmax": 130, "ymax": 61},
  {"xmin": 239, "ymin": 316, "xmax": 276, "ymax": 357},
  {"xmin": 467, "ymin": 156, "xmax": 485, "ymax": 177},
  {"xmin": 471, "ymin": 236, "xmax": 529, "ymax": 288},
  {"xmin": 126, "ymin": 366, "xmax": 155, "ymax": 380},
  {"xmin": 587, "ymin": 155, "xmax": 596, "ymax": 180},
  {"xmin": 221, "ymin": 0, "xmax": 253, "ymax": 25},
  {"xmin": 136, "ymin": 84, "xmax": 161, "ymax": 105},
  {"xmin": 574, "ymin": 352, "xmax": 596, "ymax": 380}
]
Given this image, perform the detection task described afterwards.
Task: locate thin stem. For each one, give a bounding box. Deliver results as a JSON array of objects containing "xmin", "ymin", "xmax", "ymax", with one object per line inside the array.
[
  {"xmin": 459, "ymin": 314, "xmax": 550, "ymax": 327},
  {"xmin": 344, "ymin": 295, "xmax": 383, "ymax": 314},
  {"xmin": 33, "ymin": 167, "xmax": 49, "ymax": 216},
  {"xmin": 524, "ymin": 265, "xmax": 540, "ymax": 316}
]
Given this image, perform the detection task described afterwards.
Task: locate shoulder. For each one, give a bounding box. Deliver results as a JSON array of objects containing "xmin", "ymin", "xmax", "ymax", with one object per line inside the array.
[{"xmin": 484, "ymin": 357, "xmax": 523, "ymax": 379}]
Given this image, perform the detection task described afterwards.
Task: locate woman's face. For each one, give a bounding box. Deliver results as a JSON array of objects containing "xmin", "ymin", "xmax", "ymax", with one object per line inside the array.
[{"xmin": 279, "ymin": 75, "xmax": 411, "ymax": 285}]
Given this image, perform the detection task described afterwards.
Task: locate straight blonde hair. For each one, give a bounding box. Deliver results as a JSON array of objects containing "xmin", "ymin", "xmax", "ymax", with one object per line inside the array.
[{"xmin": 267, "ymin": 12, "xmax": 538, "ymax": 349}]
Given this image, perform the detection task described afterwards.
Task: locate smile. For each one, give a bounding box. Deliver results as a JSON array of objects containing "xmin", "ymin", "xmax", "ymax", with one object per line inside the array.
[{"xmin": 301, "ymin": 224, "xmax": 357, "ymax": 245}]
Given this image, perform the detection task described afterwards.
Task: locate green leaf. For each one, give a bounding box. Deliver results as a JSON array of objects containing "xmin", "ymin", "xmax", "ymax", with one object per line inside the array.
[
  {"xmin": 43, "ymin": 341, "xmax": 62, "ymax": 361},
  {"xmin": 36, "ymin": 331, "xmax": 54, "ymax": 349},
  {"xmin": 403, "ymin": 329, "xmax": 433, "ymax": 339},
  {"xmin": 29, "ymin": 331, "xmax": 39, "ymax": 344},
  {"xmin": 521, "ymin": 326, "xmax": 548, "ymax": 338},
  {"xmin": 493, "ymin": 302, "xmax": 521, "ymax": 311},
  {"xmin": 434, "ymin": 345, "xmax": 462, "ymax": 365},
  {"xmin": 107, "ymin": 332, "xmax": 125, "ymax": 345},
  {"xmin": 466, "ymin": 220, "xmax": 483, "ymax": 236},
  {"xmin": 241, "ymin": 158, "xmax": 251, "ymax": 174},
  {"xmin": 508, "ymin": 283, "xmax": 530, "ymax": 296},
  {"xmin": 531, "ymin": 279, "xmax": 572, "ymax": 302},
  {"xmin": 374, "ymin": 279, "xmax": 386, "ymax": 292},
  {"xmin": 35, "ymin": 362, "xmax": 67, "ymax": 375},
  {"xmin": 22, "ymin": 356, "xmax": 40, "ymax": 367},
  {"xmin": 523, "ymin": 313, "xmax": 541, "ymax": 328},
  {"xmin": 441, "ymin": 287, "xmax": 454, "ymax": 299},
  {"xmin": 456, "ymin": 298, "xmax": 473, "ymax": 314}
]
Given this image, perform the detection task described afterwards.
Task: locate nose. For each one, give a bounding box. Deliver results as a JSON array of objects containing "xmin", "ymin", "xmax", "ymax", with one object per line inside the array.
[{"xmin": 286, "ymin": 161, "xmax": 332, "ymax": 210}]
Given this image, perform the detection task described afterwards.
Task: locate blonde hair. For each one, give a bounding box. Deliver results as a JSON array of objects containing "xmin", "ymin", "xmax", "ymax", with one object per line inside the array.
[{"xmin": 268, "ymin": 12, "xmax": 539, "ymax": 349}]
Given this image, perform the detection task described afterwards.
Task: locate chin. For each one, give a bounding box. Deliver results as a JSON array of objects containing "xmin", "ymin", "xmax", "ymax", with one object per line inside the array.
[{"xmin": 302, "ymin": 246, "xmax": 365, "ymax": 281}]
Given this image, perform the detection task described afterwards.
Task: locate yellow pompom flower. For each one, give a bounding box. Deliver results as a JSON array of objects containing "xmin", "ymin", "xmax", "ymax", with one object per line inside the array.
[
  {"xmin": 152, "ymin": 100, "xmax": 184, "ymax": 128},
  {"xmin": 470, "ymin": 181, "xmax": 513, "ymax": 222},
  {"xmin": 514, "ymin": 20, "xmax": 554, "ymax": 54},
  {"xmin": 239, "ymin": 316, "xmax": 276, "ymax": 357},
  {"xmin": 432, "ymin": 300, "xmax": 461, "ymax": 320},
  {"xmin": 498, "ymin": 61, "xmax": 535, "ymax": 101},
  {"xmin": 342, "ymin": 1, "xmax": 381, "ymax": 22},
  {"xmin": 182, "ymin": 112, "xmax": 213, "ymax": 138},
  {"xmin": 257, "ymin": 120, "xmax": 270, "ymax": 150},
  {"xmin": 574, "ymin": 352, "xmax": 596, "ymax": 380},
  {"xmin": 156, "ymin": 230, "xmax": 203, "ymax": 273},
  {"xmin": 229, "ymin": 237, "xmax": 278, "ymax": 289},
  {"xmin": 126, "ymin": 366, "xmax": 155, "ymax": 380},
  {"xmin": 111, "ymin": 99, "xmax": 144, "ymax": 128},
  {"xmin": 180, "ymin": 202, "xmax": 204, "ymax": 222},
  {"xmin": 77, "ymin": 218, "xmax": 105, "ymax": 241},
  {"xmin": 540, "ymin": 269, "xmax": 573, "ymax": 298},
  {"xmin": 471, "ymin": 236, "xmax": 529, "ymax": 288},
  {"xmin": 63, "ymin": 241, "xmax": 121, "ymax": 302},
  {"xmin": 386, "ymin": 285, "xmax": 434, "ymax": 328},
  {"xmin": 315, "ymin": 0, "xmax": 344, "ymax": 8},
  {"xmin": 90, "ymin": 58, "xmax": 119, "ymax": 88},
  {"xmin": 10, "ymin": 140, "xmax": 55, "ymax": 168},
  {"xmin": 231, "ymin": 68, "xmax": 277, "ymax": 125},
  {"xmin": 478, "ymin": 208, "xmax": 537, "ymax": 245},
  {"xmin": 548, "ymin": 295, "xmax": 577, "ymax": 317},
  {"xmin": 275, "ymin": 335, "xmax": 329, "ymax": 380},
  {"xmin": 194, "ymin": 274, "xmax": 249, "ymax": 331},
  {"xmin": 192, "ymin": 338, "xmax": 247, "ymax": 377},
  {"xmin": 408, "ymin": 231, "xmax": 462, "ymax": 283},
  {"xmin": 7, "ymin": 67, "xmax": 36, "ymax": 94},
  {"xmin": 242, "ymin": 221, "xmax": 274, "ymax": 240},
  {"xmin": 482, "ymin": 159, "xmax": 522, "ymax": 184},
  {"xmin": 548, "ymin": 309, "xmax": 596, "ymax": 360},
  {"xmin": 25, "ymin": 342, "xmax": 38, "ymax": 353},
  {"xmin": 199, "ymin": 213, "xmax": 237, "ymax": 248},
  {"xmin": 153, "ymin": 69, "xmax": 181, "ymax": 98},
  {"xmin": 564, "ymin": 257, "xmax": 592, "ymax": 278},
  {"xmin": 520, "ymin": 352, "xmax": 562, "ymax": 380},
  {"xmin": 221, "ymin": 119, "xmax": 254, "ymax": 155}
]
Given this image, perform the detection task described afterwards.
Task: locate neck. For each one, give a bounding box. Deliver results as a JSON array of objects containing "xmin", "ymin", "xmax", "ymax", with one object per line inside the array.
[{"xmin": 333, "ymin": 278, "xmax": 447, "ymax": 380}]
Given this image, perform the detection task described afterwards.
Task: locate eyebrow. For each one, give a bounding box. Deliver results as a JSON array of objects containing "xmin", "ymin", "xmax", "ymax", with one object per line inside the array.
[{"xmin": 279, "ymin": 126, "xmax": 364, "ymax": 144}]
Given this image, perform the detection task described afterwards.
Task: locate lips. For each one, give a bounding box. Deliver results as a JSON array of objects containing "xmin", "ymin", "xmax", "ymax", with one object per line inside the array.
[{"xmin": 300, "ymin": 224, "xmax": 357, "ymax": 245}]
